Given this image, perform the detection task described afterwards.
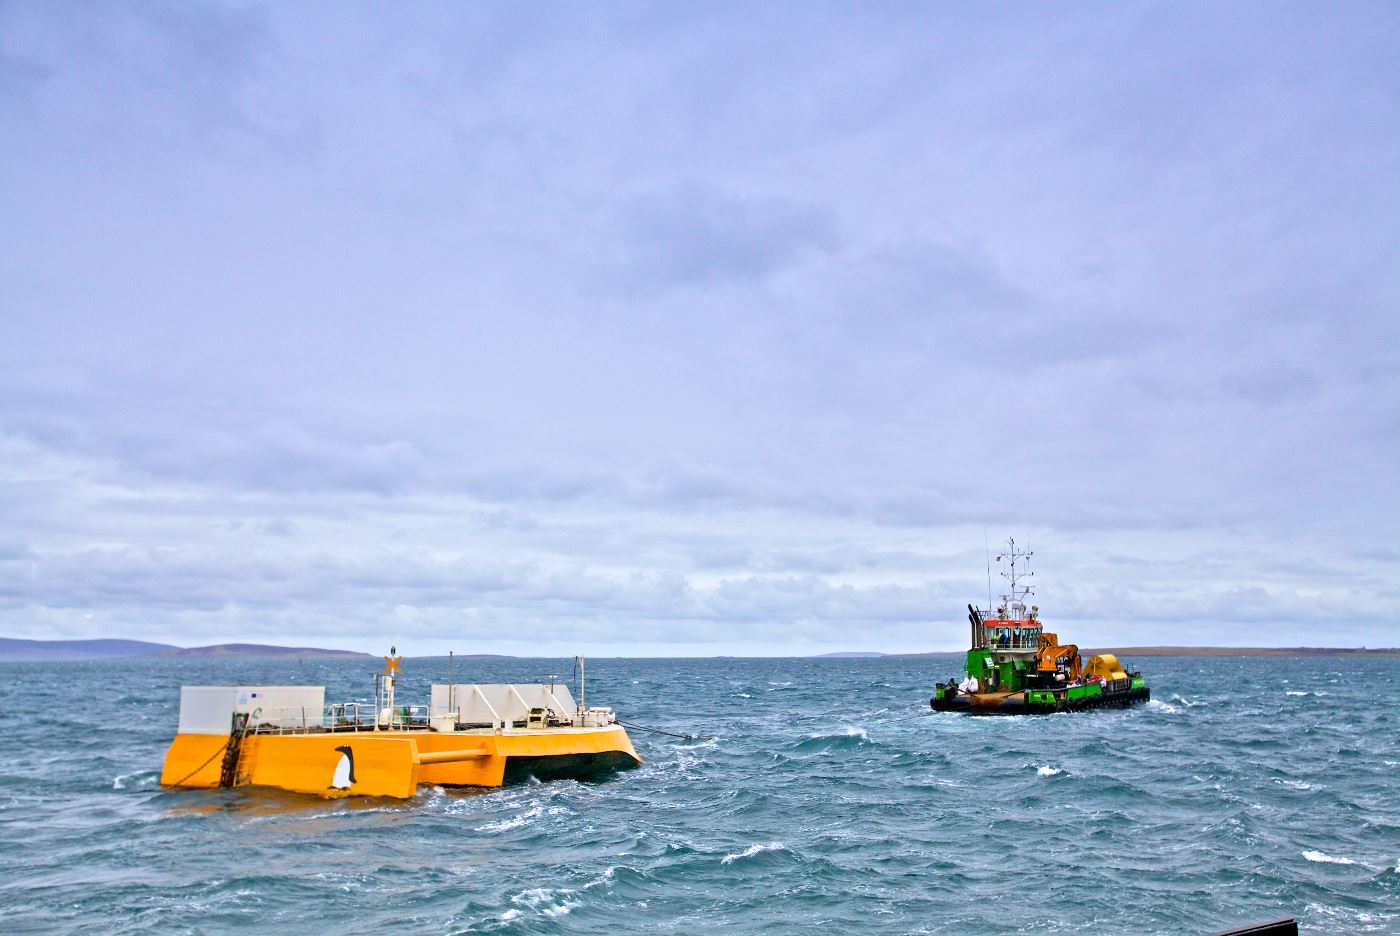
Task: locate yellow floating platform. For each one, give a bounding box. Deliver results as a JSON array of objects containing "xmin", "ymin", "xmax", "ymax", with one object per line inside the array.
[{"xmin": 161, "ymin": 668, "xmax": 641, "ymax": 799}]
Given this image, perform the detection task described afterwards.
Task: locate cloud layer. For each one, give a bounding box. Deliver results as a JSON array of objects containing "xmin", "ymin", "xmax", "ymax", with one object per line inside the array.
[{"xmin": 2, "ymin": 3, "xmax": 1397, "ymax": 653}]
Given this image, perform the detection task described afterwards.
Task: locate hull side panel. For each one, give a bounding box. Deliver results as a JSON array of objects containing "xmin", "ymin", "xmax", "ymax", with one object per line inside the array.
[
  {"xmin": 162, "ymin": 725, "xmax": 640, "ymax": 797},
  {"xmin": 160, "ymin": 733, "xmax": 228, "ymax": 788}
]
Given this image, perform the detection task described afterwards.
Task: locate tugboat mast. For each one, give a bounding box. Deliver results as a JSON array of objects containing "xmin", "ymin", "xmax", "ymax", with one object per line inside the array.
[{"xmin": 995, "ymin": 538, "xmax": 1034, "ymax": 621}]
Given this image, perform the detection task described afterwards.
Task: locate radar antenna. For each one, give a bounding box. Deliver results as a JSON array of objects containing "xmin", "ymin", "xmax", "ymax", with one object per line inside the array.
[{"xmin": 994, "ymin": 538, "xmax": 1035, "ymax": 621}]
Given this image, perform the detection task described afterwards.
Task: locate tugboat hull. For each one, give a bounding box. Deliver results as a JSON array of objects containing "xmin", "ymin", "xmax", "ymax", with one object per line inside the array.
[{"xmin": 931, "ymin": 681, "xmax": 1149, "ymax": 715}]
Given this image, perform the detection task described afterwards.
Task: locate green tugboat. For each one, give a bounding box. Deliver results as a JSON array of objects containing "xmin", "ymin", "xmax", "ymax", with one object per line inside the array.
[{"xmin": 931, "ymin": 539, "xmax": 1149, "ymax": 715}]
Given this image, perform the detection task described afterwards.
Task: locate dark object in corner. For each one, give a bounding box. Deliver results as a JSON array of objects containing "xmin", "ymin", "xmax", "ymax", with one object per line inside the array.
[{"xmin": 1210, "ymin": 919, "xmax": 1298, "ymax": 936}]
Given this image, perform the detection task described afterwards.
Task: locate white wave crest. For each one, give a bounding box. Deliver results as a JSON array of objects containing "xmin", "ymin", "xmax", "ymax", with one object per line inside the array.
[
  {"xmin": 721, "ymin": 841, "xmax": 784, "ymax": 865},
  {"xmin": 1285, "ymin": 690, "xmax": 1309, "ymax": 697},
  {"xmin": 1145, "ymin": 699, "xmax": 1180, "ymax": 714},
  {"xmin": 509, "ymin": 886, "xmax": 580, "ymax": 918},
  {"xmin": 478, "ymin": 804, "xmax": 562, "ymax": 833},
  {"xmin": 112, "ymin": 770, "xmax": 156, "ymax": 790},
  {"xmin": 1303, "ymin": 850, "xmax": 1355, "ymax": 865},
  {"xmin": 1035, "ymin": 765, "xmax": 1062, "ymax": 777}
]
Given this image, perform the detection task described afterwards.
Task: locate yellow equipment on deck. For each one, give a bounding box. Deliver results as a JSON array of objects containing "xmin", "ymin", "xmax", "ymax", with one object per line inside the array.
[
  {"xmin": 1083, "ymin": 653, "xmax": 1130, "ymax": 682},
  {"xmin": 1036, "ymin": 633, "xmax": 1082, "ymax": 681}
]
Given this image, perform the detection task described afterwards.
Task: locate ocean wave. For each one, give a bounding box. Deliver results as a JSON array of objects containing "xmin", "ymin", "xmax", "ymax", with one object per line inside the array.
[
  {"xmin": 1034, "ymin": 765, "xmax": 1063, "ymax": 777},
  {"xmin": 793, "ymin": 727, "xmax": 873, "ymax": 754},
  {"xmin": 1275, "ymin": 779, "xmax": 1314, "ymax": 791},
  {"xmin": 1145, "ymin": 699, "xmax": 1181, "ymax": 714},
  {"xmin": 721, "ymin": 841, "xmax": 785, "ymax": 865},
  {"xmin": 477, "ymin": 803, "xmax": 569, "ymax": 833},
  {"xmin": 111, "ymin": 770, "xmax": 158, "ymax": 790},
  {"xmin": 1303, "ymin": 850, "xmax": 1356, "ymax": 865},
  {"xmin": 506, "ymin": 886, "xmax": 580, "ymax": 919}
]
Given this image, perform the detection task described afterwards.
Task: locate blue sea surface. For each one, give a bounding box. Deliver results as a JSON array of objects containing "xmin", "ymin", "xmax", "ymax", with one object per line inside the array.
[{"xmin": 1, "ymin": 655, "xmax": 1397, "ymax": 934}]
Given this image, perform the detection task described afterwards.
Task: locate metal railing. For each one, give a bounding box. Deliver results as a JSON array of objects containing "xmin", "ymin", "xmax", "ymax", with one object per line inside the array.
[{"xmin": 241, "ymin": 703, "xmax": 434, "ymax": 735}]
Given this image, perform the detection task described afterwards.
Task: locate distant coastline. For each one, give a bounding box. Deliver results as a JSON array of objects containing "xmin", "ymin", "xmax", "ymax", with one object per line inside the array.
[
  {"xmin": 4, "ymin": 637, "xmax": 1395, "ymax": 662},
  {"xmin": 0, "ymin": 637, "xmax": 372, "ymax": 662},
  {"xmin": 1083, "ymin": 646, "xmax": 1400, "ymax": 657},
  {"xmin": 882, "ymin": 646, "xmax": 1400, "ymax": 658}
]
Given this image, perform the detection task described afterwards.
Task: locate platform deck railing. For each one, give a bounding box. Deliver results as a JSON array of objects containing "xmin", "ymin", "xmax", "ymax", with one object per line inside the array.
[{"xmin": 242, "ymin": 703, "xmax": 434, "ymax": 734}]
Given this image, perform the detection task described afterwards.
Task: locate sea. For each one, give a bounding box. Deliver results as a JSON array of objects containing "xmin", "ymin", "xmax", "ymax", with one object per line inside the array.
[{"xmin": 1, "ymin": 654, "xmax": 1396, "ymax": 935}]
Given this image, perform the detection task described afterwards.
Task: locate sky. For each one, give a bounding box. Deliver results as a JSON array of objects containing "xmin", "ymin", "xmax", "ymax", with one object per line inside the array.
[{"xmin": 1, "ymin": 2, "xmax": 1397, "ymax": 656}]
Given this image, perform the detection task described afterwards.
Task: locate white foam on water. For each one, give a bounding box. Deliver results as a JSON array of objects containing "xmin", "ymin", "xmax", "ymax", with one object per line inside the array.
[
  {"xmin": 1286, "ymin": 690, "xmax": 1309, "ymax": 697},
  {"xmin": 1277, "ymin": 779, "xmax": 1313, "ymax": 790},
  {"xmin": 580, "ymin": 867, "xmax": 618, "ymax": 891},
  {"xmin": 721, "ymin": 841, "xmax": 784, "ymax": 865},
  {"xmin": 477, "ymin": 804, "xmax": 544, "ymax": 833},
  {"xmin": 842, "ymin": 726, "xmax": 870, "ymax": 740},
  {"xmin": 509, "ymin": 886, "xmax": 581, "ymax": 919},
  {"xmin": 1036, "ymin": 765, "xmax": 1062, "ymax": 777},
  {"xmin": 1303, "ymin": 849, "xmax": 1356, "ymax": 865},
  {"xmin": 112, "ymin": 769, "xmax": 158, "ymax": 790},
  {"xmin": 1145, "ymin": 699, "xmax": 1180, "ymax": 714}
]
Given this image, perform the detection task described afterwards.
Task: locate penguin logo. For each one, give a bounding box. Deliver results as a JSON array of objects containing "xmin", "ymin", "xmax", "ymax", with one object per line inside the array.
[{"xmin": 330, "ymin": 745, "xmax": 356, "ymax": 790}]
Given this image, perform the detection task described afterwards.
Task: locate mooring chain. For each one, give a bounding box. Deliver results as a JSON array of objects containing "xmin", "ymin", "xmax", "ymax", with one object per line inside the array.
[
  {"xmin": 166, "ymin": 739, "xmax": 231, "ymax": 788},
  {"xmin": 616, "ymin": 719, "xmax": 715, "ymax": 741}
]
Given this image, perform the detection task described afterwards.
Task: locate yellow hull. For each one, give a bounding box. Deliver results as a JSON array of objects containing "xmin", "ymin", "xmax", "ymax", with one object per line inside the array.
[{"xmin": 161, "ymin": 725, "xmax": 641, "ymax": 799}]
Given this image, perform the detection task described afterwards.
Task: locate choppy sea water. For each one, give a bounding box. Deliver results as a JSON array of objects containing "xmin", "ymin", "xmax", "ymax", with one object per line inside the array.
[{"xmin": 1, "ymin": 654, "xmax": 1397, "ymax": 935}]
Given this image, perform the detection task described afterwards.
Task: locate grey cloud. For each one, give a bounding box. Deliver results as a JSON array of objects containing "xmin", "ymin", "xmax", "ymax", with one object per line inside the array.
[
  {"xmin": 1219, "ymin": 364, "xmax": 1320, "ymax": 408},
  {"xmin": 608, "ymin": 183, "xmax": 837, "ymax": 292}
]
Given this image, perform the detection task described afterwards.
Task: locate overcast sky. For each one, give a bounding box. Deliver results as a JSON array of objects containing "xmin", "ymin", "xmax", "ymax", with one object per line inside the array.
[{"xmin": 1, "ymin": 2, "xmax": 1397, "ymax": 656}]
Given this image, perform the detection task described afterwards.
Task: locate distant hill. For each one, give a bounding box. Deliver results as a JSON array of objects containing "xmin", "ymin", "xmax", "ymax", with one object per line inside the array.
[
  {"xmin": 163, "ymin": 643, "xmax": 372, "ymax": 658},
  {"xmin": 0, "ymin": 638, "xmax": 179, "ymax": 661},
  {"xmin": 1, "ymin": 638, "xmax": 372, "ymax": 661}
]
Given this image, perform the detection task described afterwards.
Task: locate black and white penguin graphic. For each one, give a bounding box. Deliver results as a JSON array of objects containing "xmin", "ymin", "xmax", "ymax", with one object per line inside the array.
[{"xmin": 330, "ymin": 745, "xmax": 356, "ymax": 790}]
